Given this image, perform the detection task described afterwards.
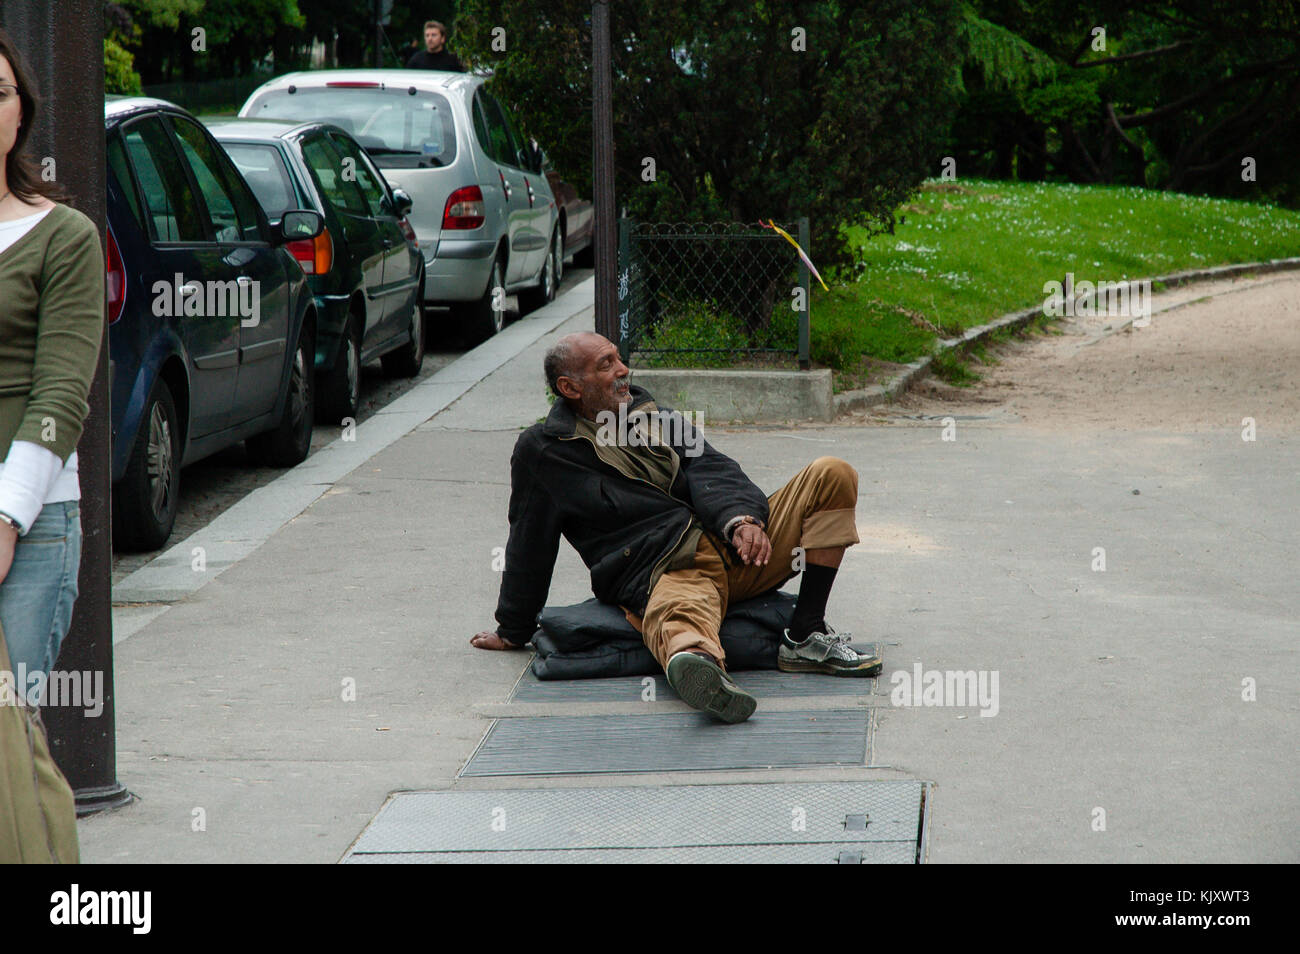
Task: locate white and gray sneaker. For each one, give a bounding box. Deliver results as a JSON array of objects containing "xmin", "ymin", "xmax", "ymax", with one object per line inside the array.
[{"xmin": 778, "ymin": 626, "xmax": 882, "ymax": 676}]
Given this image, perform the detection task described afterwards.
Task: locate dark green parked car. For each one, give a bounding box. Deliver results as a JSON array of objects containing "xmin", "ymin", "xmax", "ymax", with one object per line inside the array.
[{"xmin": 206, "ymin": 118, "xmax": 426, "ymax": 422}]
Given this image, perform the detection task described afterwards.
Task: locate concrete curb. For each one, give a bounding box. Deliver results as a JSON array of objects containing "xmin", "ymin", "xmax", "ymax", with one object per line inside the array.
[
  {"xmin": 832, "ymin": 256, "xmax": 1300, "ymax": 416},
  {"xmin": 111, "ymin": 278, "xmax": 596, "ymax": 610}
]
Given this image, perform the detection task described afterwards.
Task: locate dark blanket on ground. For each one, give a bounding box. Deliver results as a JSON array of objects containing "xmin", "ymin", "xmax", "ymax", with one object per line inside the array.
[{"xmin": 529, "ymin": 590, "xmax": 797, "ymax": 680}]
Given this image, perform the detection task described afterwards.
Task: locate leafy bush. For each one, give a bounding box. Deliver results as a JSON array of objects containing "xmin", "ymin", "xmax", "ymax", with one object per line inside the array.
[
  {"xmin": 105, "ymin": 37, "xmax": 143, "ymax": 95},
  {"xmin": 635, "ymin": 300, "xmax": 751, "ymax": 368}
]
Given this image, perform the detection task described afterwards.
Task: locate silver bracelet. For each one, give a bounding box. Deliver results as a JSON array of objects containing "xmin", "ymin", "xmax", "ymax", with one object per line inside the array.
[{"xmin": 0, "ymin": 511, "xmax": 22, "ymax": 534}]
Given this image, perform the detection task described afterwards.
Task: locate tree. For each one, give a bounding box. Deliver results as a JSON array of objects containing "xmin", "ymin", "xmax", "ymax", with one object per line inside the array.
[
  {"xmin": 455, "ymin": 0, "xmax": 963, "ymax": 275},
  {"xmin": 949, "ymin": 0, "xmax": 1300, "ymax": 205}
]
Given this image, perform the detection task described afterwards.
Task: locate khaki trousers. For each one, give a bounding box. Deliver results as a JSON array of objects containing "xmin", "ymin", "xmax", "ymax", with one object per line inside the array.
[{"xmin": 624, "ymin": 456, "xmax": 860, "ymax": 670}]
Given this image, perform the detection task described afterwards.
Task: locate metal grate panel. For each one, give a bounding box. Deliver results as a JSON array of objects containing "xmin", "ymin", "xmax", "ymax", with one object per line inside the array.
[
  {"xmin": 344, "ymin": 781, "xmax": 924, "ymax": 863},
  {"xmin": 514, "ymin": 645, "xmax": 883, "ymax": 702},
  {"xmin": 459, "ymin": 709, "xmax": 869, "ymax": 777},
  {"xmin": 346, "ymin": 843, "xmax": 917, "ymax": 864}
]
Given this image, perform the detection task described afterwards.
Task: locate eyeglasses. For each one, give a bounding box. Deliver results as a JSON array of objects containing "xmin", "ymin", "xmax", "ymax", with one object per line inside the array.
[{"xmin": 0, "ymin": 85, "xmax": 19, "ymax": 104}]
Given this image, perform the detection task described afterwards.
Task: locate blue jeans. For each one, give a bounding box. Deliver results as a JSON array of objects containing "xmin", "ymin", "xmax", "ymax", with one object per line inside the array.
[{"xmin": 0, "ymin": 502, "xmax": 82, "ymax": 701}]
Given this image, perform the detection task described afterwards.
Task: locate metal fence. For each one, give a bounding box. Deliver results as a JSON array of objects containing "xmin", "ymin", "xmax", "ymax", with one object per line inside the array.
[{"xmin": 616, "ymin": 219, "xmax": 811, "ymax": 369}]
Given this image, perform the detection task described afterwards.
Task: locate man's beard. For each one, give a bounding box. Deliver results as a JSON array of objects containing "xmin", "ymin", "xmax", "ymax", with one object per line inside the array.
[{"xmin": 579, "ymin": 378, "xmax": 631, "ymax": 420}]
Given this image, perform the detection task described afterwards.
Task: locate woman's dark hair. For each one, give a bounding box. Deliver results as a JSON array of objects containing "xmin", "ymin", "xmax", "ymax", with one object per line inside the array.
[{"xmin": 0, "ymin": 28, "xmax": 70, "ymax": 204}]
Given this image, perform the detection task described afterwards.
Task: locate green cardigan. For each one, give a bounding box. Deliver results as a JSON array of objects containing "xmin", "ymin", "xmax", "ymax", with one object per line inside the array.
[{"xmin": 0, "ymin": 203, "xmax": 105, "ymax": 464}]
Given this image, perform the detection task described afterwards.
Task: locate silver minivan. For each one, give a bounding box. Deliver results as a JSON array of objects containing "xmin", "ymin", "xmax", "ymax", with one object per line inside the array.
[{"xmin": 239, "ymin": 69, "xmax": 560, "ymax": 342}]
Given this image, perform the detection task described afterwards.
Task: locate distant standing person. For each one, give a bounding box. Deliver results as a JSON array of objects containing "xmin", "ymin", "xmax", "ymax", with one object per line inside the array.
[{"xmin": 406, "ymin": 20, "xmax": 464, "ymax": 72}]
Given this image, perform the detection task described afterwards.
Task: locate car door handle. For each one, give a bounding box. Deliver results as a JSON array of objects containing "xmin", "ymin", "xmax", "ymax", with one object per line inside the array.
[
  {"xmin": 236, "ymin": 276, "xmax": 254, "ymax": 286},
  {"xmin": 180, "ymin": 282, "xmax": 201, "ymax": 296},
  {"xmin": 499, "ymin": 170, "xmax": 511, "ymax": 199}
]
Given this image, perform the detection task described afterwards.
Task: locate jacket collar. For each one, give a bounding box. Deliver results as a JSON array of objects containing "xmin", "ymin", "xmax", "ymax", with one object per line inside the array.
[{"xmin": 542, "ymin": 384, "xmax": 656, "ymax": 438}]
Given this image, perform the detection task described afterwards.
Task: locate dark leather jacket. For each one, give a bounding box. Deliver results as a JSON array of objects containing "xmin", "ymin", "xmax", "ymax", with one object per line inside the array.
[{"xmin": 493, "ymin": 385, "xmax": 769, "ymax": 645}]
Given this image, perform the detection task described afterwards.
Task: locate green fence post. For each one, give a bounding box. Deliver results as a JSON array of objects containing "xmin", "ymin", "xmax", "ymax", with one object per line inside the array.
[
  {"xmin": 617, "ymin": 217, "xmax": 632, "ymax": 361},
  {"xmin": 798, "ymin": 216, "xmax": 811, "ymax": 370}
]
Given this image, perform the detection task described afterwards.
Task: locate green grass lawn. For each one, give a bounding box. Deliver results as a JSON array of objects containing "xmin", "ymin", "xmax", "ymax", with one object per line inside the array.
[{"xmin": 813, "ymin": 178, "xmax": 1300, "ymax": 388}]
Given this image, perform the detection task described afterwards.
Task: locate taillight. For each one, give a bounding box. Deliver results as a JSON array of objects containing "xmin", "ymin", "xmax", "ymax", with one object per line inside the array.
[
  {"xmin": 286, "ymin": 226, "xmax": 333, "ymax": 275},
  {"xmin": 442, "ymin": 186, "xmax": 485, "ymax": 229},
  {"xmin": 106, "ymin": 227, "xmax": 126, "ymax": 324},
  {"xmin": 398, "ymin": 216, "xmax": 417, "ymax": 243}
]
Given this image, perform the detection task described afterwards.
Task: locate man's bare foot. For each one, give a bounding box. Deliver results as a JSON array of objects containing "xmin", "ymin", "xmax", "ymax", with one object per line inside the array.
[{"xmin": 470, "ymin": 631, "xmax": 526, "ymax": 651}]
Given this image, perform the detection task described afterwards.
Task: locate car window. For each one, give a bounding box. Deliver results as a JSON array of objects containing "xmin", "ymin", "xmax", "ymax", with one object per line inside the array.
[
  {"xmin": 328, "ymin": 133, "xmax": 389, "ymax": 218},
  {"xmin": 478, "ymin": 92, "xmax": 519, "ymax": 168},
  {"xmin": 120, "ymin": 116, "xmax": 206, "ymax": 243},
  {"xmin": 301, "ymin": 134, "xmax": 369, "ymax": 218},
  {"xmin": 244, "ymin": 87, "xmax": 457, "ymax": 169},
  {"xmin": 471, "ymin": 90, "xmax": 493, "ymax": 159},
  {"xmin": 171, "ymin": 116, "xmax": 263, "ymax": 243},
  {"xmin": 224, "ymin": 142, "xmax": 298, "ymax": 221},
  {"xmin": 106, "ymin": 132, "xmax": 146, "ymax": 235},
  {"xmin": 491, "ymin": 95, "xmax": 531, "ymax": 170},
  {"xmin": 212, "ymin": 139, "xmax": 268, "ymax": 242}
]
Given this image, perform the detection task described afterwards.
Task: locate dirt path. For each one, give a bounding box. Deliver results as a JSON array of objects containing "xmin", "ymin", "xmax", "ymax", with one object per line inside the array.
[{"xmin": 846, "ymin": 272, "xmax": 1300, "ymax": 433}]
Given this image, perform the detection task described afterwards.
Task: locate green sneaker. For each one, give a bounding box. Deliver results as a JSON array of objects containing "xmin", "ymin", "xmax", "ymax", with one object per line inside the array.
[{"xmin": 665, "ymin": 652, "xmax": 758, "ymax": 724}]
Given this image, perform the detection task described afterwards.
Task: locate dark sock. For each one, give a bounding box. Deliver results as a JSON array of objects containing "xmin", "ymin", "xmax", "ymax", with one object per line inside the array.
[{"xmin": 788, "ymin": 564, "xmax": 837, "ymax": 641}]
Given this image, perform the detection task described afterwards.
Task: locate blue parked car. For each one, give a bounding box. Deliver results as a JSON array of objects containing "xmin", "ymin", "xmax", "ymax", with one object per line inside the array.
[{"xmin": 105, "ymin": 96, "xmax": 324, "ymax": 552}]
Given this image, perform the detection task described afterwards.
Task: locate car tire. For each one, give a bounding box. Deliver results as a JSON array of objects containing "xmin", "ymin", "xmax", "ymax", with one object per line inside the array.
[
  {"xmin": 462, "ymin": 252, "xmax": 506, "ymax": 345},
  {"xmin": 519, "ymin": 230, "xmax": 558, "ymax": 315},
  {"xmin": 112, "ymin": 377, "xmax": 181, "ymax": 553},
  {"xmin": 381, "ymin": 297, "xmax": 426, "ymax": 378},
  {"xmin": 318, "ymin": 315, "xmax": 361, "ymax": 424},
  {"xmin": 246, "ymin": 318, "xmax": 314, "ymax": 467}
]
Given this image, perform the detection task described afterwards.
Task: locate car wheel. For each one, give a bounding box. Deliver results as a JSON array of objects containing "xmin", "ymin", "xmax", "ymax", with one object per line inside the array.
[
  {"xmin": 463, "ymin": 253, "xmax": 506, "ymax": 345},
  {"xmin": 519, "ymin": 230, "xmax": 558, "ymax": 314},
  {"xmin": 247, "ymin": 319, "xmax": 314, "ymax": 467},
  {"xmin": 381, "ymin": 296, "xmax": 426, "ymax": 378},
  {"xmin": 318, "ymin": 316, "xmax": 361, "ymax": 424},
  {"xmin": 554, "ymin": 232, "xmax": 564, "ymax": 286},
  {"xmin": 112, "ymin": 378, "xmax": 181, "ymax": 553}
]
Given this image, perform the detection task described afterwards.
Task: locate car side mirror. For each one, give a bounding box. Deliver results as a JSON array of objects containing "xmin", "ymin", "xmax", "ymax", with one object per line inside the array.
[
  {"xmin": 275, "ymin": 209, "xmax": 324, "ymax": 245},
  {"xmin": 392, "ymin": 188, "xmax": 414, "ymax": 217},
  {"xmin": 530, "ymin": 143, "xmax": 545, "ymax": 174}
]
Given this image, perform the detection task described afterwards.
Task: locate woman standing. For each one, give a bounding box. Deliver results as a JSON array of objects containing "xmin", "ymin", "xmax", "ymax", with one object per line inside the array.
[{"xmin": 0, "ymin": 31, "xmax": 103, "ymax": 733}]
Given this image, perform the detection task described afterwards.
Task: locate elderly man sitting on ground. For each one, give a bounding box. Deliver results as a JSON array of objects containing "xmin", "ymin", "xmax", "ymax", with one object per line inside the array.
[{"xmin": 471, "ymin": 332, "xmax": 880, "ymax": 723}]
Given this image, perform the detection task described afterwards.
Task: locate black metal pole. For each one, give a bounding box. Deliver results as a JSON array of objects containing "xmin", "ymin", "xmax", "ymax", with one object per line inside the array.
[
  {"xmin": 1, "ymin": 1, "xmax": 129, "ymax": 815},
  {"xmin": 592, "ymin": 0, "xmax": 617, "ymax": 343}
]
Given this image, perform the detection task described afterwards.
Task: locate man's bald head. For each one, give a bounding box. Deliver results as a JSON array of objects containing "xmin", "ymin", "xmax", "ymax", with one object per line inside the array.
[
  {"xmin": 543, "ymin": 333, "xmax": 632, "ymax": 418},
  {"xmin": 544, "ymin": 333, "xmax": 608, "ymax": 398}
]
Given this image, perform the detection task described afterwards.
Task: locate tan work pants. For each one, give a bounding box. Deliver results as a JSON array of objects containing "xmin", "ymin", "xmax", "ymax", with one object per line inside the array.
[{"xmin": 624, "ymin": 457, "xmax": 860, "ymax": 670}]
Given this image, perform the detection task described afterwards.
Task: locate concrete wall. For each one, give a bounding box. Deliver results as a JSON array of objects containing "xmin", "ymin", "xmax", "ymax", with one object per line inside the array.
[{"xmin": 631, "ymin": 369, "xmax": 833, "ymax": 423}]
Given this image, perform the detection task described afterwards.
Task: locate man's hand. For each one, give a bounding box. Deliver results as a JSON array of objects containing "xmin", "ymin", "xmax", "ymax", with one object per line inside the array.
[
  {"xmin": 732, "ymin": 522, "xmax": 771, "ymax": 567},
  {"xmin": 470, "ymin": 630, "xmax": 526, "ymax": 651},
  {"xmin": 0, "ymin": 521, "xmax": 17, "ymax": 586}
]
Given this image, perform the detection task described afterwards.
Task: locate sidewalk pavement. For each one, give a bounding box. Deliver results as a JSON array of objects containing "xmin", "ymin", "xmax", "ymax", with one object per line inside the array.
[{"xmin": 80, "ymin": 277, "xmax": 1298, "ymax": 863}]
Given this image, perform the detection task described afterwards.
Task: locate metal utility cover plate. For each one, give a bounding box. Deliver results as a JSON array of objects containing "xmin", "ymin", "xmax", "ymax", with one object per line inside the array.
[
  {"xmin": 344, "ymin": 781, "xmax": 924, "ymax": 863},
  {"xmin": 459, "ymin": 709, "xmax": 868, "ymax": 777},
  {"xmin": 514, "ymin": 651, "xmax": 883, "ymax": 703}
]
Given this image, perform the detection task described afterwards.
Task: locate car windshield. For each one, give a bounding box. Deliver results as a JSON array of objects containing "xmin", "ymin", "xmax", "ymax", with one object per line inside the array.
[
  {"xmin": 222, "ymin": 143, "xmax": 298, "ymax": 220},
  {"xmin": 245, "ymin": 86, "xmax": 456, "ymax": 169}
]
